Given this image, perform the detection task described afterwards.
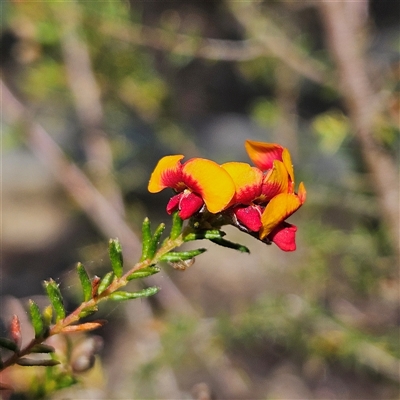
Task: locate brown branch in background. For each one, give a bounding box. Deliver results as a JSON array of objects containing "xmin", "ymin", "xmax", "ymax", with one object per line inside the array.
[
  {"xmin": 107, "ymin": 300, "xmax": 251, "ymax": 398},
  {"xmin": 274, "ymin": 64, "xmax": 300, "ymax": 160},
  {"xmin": 105, "ymin": 299, "xmax": 183, "ymax": 397},
  {"xmin": 318, "ymin": 0, "xmax": 400, "ymax": 257},
  {"xmin": 3, "ymin": 83, "xmax": 139, "ymax": 255},
  {"xmin": 227, "ymin": 2, "xmax": 330, "ymax": 86},
  {"xmin": 100, "ymin": 20, "xmax": 263, "ymax": 61},
  {"xmin": 53, "ymin": 2, "xmax": 125, "ymax": 215},
  {"xmin": 101, "ymin": 15, "xmax": 330, "ymax": 87}
]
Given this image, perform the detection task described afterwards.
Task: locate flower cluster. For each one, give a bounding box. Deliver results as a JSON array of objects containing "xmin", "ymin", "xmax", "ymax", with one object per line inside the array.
[{"xmin": 148, "ymin": 140, "xmax": 306, "ymax": 251}]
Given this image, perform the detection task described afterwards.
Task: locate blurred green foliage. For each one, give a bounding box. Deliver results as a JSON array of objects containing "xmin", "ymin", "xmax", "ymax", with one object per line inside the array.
[{"xmin": 1, "ymin": 0, "xmax": 399, "ymax": 398}]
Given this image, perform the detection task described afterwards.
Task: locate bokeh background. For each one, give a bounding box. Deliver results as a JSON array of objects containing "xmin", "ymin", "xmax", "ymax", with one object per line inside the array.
[{"xmin": 1, "ymin": 1, "xmax": 399, "ymax": 399}]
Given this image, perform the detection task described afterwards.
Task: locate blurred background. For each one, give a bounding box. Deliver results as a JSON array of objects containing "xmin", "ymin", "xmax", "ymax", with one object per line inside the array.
[{"xmin": 1, "ymin": 0, "xmax": 399, "ymax": 399}]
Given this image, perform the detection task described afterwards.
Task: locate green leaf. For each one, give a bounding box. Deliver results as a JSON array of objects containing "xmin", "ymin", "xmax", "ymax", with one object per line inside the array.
[
  {"xmin": 140, "ymin": 218, "xmax": 152, "ymax": 261},
  {"xmin": 127, "ymin": 266, "xmax": 160, "ymax": 281},
  {"xmin": 16, "ymin": 358, "xmax": 61, "ymax": 367},
  {"xmin": 30, "ymin": 344, "xmax": 55, "ymax": 354},
  {"xmin": 210, "ymin": 238, "xmax": 250, "ymax": 253},
  {"xmin": 148, "ymin": 223, "xmax": 166, "ymax": 259},
  {"xmin": 108, "ymin": 286, "xmax": 159, "ymax": 301},
  {"xmin": 183, "ymin": 229, "xmax": 226, "ymax": 241},
  {"xmin": 170, "ymin": 212, "xmax": 183, "ymax": 239},
  {"xmin": 109, "ymin": 238, "xmax": 124, "ymax": 278},
  {"xmin": 77, "ymin": 262, "xmax": 92, "ymax": 302},
  {"xmin": 42, "ymin": 305, "xmax": 53, "ymax": 326},
  {"xmin": 78, "ymin": 305, "xmax": 98, "ymax": 318},
  {"xmin": 97, "ymin": 272, "xmax": 115, "ymax": 295},
  {"xmin": 204, "ymin": 230, "xmax": 226, "ymax": 239},
  {"xmin": 0, "ymin": 337, "xmax": 18, "ymax": 352},
  {"xmin": 28, "ymin": 300, "xmax": 44, "ymax": 338},
  {"xmin": 141, "ymin": 221, "xmax": 166, "ymax": 260},
  {"xmin": 160, "ymin": 248, "xmax": 207, "ymax": 262},
  {"xmin": 43, "ymin": 279, "xmax": 66, "ymax": 322}
]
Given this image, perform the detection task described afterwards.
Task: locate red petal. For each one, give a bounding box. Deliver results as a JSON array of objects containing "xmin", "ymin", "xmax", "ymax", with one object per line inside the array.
[
  {"xmin": 166, "ymin": 193, "xmax": 182, "ymax": 215},
  {"xmin": 268, "ymin": 222, "xmax": 297, "ymax": 252},
  {"xmin": 178, "ymin": 191, "xmax": 204, "ymax": 219},
  {"xmin": 245, "ymin": 140, "xmax": 285, "ymax": 171},
  {"xmin": 235, "ymin": 205, "xmax": 263, "ymax": 232}
]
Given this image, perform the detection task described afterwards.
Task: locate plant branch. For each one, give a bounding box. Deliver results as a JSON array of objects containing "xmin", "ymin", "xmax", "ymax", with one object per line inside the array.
[
  {"xmin": 50, "ymin": 234, "xmax": 185, "ymax": 336},
  {"xmin": 0, "ymin": 78, "xmax": 195, "ymax": 315},
  {"xmin": 100, "ymin": 15, "xmax": 330, "ymax": 87},
  {"xmin": 318, "ymin": 0, "xmax": 400, "ymax": 257},
  {"xmin": 227, "ymin": 2, "xmax": 330, "ymax": 86},
  {"xmin": 0, "ymin": 231, "xmax": 185, "ymax": 372}
]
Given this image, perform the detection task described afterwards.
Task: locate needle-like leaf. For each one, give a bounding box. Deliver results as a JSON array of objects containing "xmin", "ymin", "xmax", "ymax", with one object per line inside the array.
[
  {"xmin": 160, "ymin": 248, "xmax": 207, "ymax": 262},
  {"xmin": 77, "ymin": 262, "xmax": 92, "ymax": 302},
  {"xmin": 43, "ymin": 279, "xmax": 66, "ymax": 322},
  {"xmin": 28, "ymin": 300, "xmax": 44, "ymax": 338},
  {"xmin": 109, "ymin": 239, "xmax": 124, "ymax": 278},
  {"xmin": 108, "ymin": 286, "xmax": 159, "ymax": 301}
]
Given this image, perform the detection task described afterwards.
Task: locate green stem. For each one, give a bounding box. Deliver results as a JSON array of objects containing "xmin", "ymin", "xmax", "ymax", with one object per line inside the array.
[
  {"xmin": 0, "ymin": 233, "xmax": 185, "ymax": 372},
  {"xmin": 50, "ymin": 234, "xmax": 184, "ymax": 335}
]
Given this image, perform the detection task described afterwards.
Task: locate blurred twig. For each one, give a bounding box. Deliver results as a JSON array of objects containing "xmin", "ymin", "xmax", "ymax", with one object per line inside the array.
[
  {"xmin": 227, "ymin": 2, "xmax": 330, "ymax": 86},
  {"xmin": 318, "ymin": 0, "xmax": 400, "ymax": 257},
  {"xmin": 314, "ymin": 312, "xmax": 400, "ymax": 382},
  {"xmin": 100, "ymin": 14, "xmax": 330, "ymax": 87},
  {"xmin": 54, "ymin": 2, "xmax": 125, "ymax": 215},
  {"xmin": 101, "ymin": 20, "xmax": 263, "ymax": 61},
  {"xmin": 274, "ymin": 64, "xmax": 300, "ymax": 159},
  {"xmin": 107, "ymin": 301, "xmax": 251, "ymax": 398}
]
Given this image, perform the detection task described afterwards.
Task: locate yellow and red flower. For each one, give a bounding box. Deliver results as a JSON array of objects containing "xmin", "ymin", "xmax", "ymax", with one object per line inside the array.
[
  {"xmin": 245, "ymin": 139, "xmax": 295, "ymax": 191},
  {"xmin": 221, "ymin": 162, "xmax": 264, "ymax": 231},
  {"xmin": 244, "ymin": 140, "xmax": 306, "ymax": 251},
  {"xmin": 148, "ymin": 155, "xmax": 236, "ymax": 219},
  {"xmin": 147, "ymin": 140, "xmax": 306, "ymax": 252},
  {"xmin": 259, "ymin": 182, "xmax": 306, "ymax": 251},
  {"xmin": 220, "ymin": 143, "xmax": 296, "ymax": 233}
]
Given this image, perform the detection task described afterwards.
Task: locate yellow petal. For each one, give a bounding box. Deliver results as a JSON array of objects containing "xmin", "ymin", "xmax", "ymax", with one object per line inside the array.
[
  {"xmin": 148, "ymin": 155, "xmax": 184, "ymax": 193},
  {"xmin": 182, "ymin": 158, "xmax": 236, "ymax": 213},
  {"xmin": 298, "ymin": 181, "xmax": 306, "ymax": 204},
  {"xmin": 221, "ymin": 162, "xmax": 263, "ymax": 204},
  {"xmin": 245, "ymin": 140, "xmax": 284, "ymax": 170},
  {"xmin": 282, "ymin": 148, "xmax": 294, "ymax": 184},
  {"xmin": 259, "ymin": 193, "xmax": 302, "ymax": 239},
  {"xmin": 261, "ymin": 160, "xmax": 289, "ymax": 199}
]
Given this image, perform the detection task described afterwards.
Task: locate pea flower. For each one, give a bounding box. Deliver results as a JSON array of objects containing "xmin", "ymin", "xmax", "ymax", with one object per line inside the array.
[
  {"xmin": 244, "ymin": 140, "xmax": 307, "ymax": 251},
  {"xmin": 147, "ymin": 140, "xmax": 306, "ymax": 252},
  {"xmin": 221, "ymin": 161, "xmax": 289, "ymax": 232},
  {"xmin": 148, "ymin": 155, "xmax": 236, "ymax": 219}
]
